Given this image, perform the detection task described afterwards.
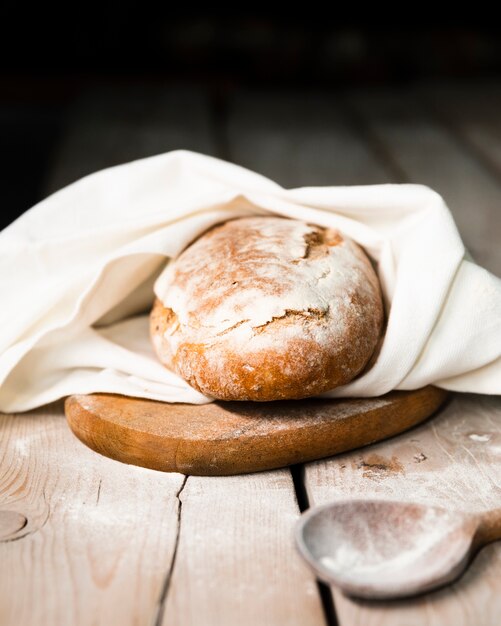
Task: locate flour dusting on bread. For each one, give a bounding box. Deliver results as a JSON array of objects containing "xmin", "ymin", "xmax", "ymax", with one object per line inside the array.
[{"xmin": 151, "ymin": 216, "xmax": 384, "ymax": 401}]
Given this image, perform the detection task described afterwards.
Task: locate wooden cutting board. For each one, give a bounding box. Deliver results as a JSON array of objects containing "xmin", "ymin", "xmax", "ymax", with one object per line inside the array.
[{"xmin": 65, "ymin": 386, "xmax": 448, "ymax": 476}]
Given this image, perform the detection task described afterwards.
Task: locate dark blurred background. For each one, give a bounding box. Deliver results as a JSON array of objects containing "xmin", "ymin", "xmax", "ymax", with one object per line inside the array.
[{"xmin": 2, "ymin": 11, "xmax": 501, "ymax": 230}]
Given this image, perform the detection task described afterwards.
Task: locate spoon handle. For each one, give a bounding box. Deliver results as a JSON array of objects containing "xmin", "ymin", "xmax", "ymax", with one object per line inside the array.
[{"xmin": 475, "ymin": 508, "xmax": 501, "ymax": 546}]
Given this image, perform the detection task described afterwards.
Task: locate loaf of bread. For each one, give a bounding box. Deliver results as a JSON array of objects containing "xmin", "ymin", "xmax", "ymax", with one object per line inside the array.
[{"xmin": 150, "ymin": 216, "xmax": 384, "ymax": 401}]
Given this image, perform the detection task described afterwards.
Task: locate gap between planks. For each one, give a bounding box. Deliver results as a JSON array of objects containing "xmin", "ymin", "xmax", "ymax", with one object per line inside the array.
[
  {"xmin": 291, "ymin": 465, "xmax": 339, "ymax": 626},
  {"xmin": 152, "ymin": 475, "xmax": 188, "ymax": 626}
]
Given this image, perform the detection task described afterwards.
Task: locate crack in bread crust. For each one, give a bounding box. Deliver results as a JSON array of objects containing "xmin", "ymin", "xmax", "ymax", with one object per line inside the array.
[
  {"xmin": 252, "ymin": 308, "xmax": 328, "ymax": 333},
  {"xmin": 303, "ymin": 227, "xmax": 343, "ymax": 260}
]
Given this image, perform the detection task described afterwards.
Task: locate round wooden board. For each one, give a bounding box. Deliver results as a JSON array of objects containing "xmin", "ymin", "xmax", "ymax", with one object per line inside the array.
[{"xmin": 65, "ymin": 387, "xmax": 448, "ymax": 476}]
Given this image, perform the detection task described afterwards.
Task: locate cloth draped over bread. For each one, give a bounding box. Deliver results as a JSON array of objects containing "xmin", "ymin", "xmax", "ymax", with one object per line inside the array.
[{"xmin": 1, "ymin": 149, "xmax": 500, "ymax": 412}]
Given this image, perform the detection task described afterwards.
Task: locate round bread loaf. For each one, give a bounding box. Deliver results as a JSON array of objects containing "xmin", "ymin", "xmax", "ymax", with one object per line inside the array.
[{"xmin": 150, "ymin": 216, "xmax": 384, "ymax": 401}]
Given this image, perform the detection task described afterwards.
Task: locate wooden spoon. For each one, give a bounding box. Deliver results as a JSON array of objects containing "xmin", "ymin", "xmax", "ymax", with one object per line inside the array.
[{"xmin": 295, "ymin": 499, "xmax": 501, "ymax": 600}]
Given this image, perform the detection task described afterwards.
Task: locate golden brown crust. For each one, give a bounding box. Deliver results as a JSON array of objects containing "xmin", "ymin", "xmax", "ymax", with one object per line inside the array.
[{"xmin": 150, "ymin": 216, "xmax": 384, "ymax": 401}]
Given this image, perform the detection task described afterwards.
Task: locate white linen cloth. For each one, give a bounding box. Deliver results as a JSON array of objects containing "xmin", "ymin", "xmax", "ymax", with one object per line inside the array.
[{"xmin": 1, "ymin": 149, "xmax": 500, "ymax": 413}]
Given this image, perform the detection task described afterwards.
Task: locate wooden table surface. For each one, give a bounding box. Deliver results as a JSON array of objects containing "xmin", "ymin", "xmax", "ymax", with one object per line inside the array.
[{"xmin": 1, "ymin": 81, "xmax": 501, "ymax": 626}]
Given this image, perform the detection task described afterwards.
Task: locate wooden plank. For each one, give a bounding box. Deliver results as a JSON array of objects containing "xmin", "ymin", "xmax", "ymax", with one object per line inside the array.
[
  {"xmin": 226, "ymin": 88, "xmax": 391, "ymax": 187},
  {"xmin": 304, "ymin": 394, "xmax": 501, "ymax": 626},
  {"xmin": 1, "ymin": 84, "xmax": 326, "ymax": 626},
  {"xmin": 0, "ymin": 100, "xmax": 63, "ymax": 229},
  {"xmin": 296, "ymin": 86, "xmax": 501, "ymax": 626},
  {"xmin": 45, "ymin": 83, "xmax": 215, "ymax": 194},
  {"xmin": 347, "ymin": 87, "xmax": 501, "ymax": 276},
  {"xmin": 1, "ymin": 85, "xmax": 215, "ymax": 626},
  {"xmin": 162, "ymin": 472, "xmax": 324, "ymax": 625},
  {"xmin": 420, "ymin": 81, "xmax": 501, "ymax": 185},
  {"xmin": 0, "ymin": 403, "xmax": 185, "ymax": 626}
]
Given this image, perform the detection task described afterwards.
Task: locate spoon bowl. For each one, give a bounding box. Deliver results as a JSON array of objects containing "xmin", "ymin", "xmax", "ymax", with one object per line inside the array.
[{"xmin": 295, "ymin": 499, "xmax": 490, "ymax": 599}]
